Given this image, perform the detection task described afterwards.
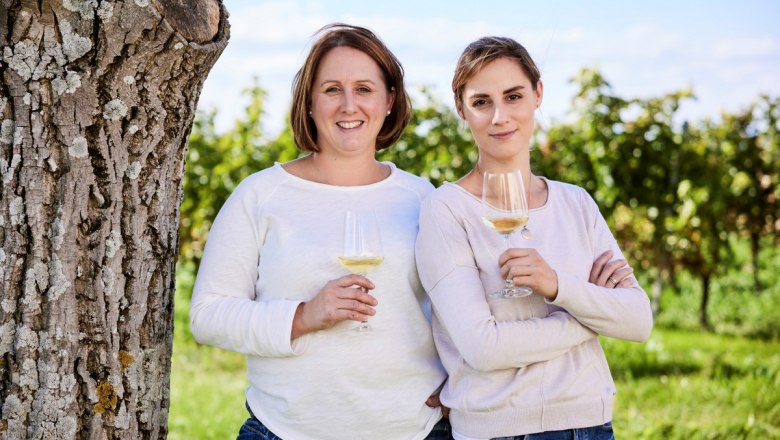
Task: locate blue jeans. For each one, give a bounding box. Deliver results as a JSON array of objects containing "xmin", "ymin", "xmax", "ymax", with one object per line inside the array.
[
  {"xmin": 426, "ymin": 417, "xmax": 453, "ymax": 440},
  {"xmin": 492, "ymin": 422, "xmax": 614, "ymax": 440},
  {"xmin": 236, "ymin": 404, "xmax": 453, "ymax": 440}
]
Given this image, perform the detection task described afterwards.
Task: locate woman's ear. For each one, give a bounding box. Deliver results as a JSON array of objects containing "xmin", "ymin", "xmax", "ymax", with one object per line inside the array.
[
  {"xmin": 387, "ymin": 86, "xmax": 396, "ymax": 114},
  {"xmin": 455, "ymin": 100, "xmax": 464, "ymax": 119},
  {"xmin": 535, "ymin": 79, "xmax": 544, "ymax": 108}
]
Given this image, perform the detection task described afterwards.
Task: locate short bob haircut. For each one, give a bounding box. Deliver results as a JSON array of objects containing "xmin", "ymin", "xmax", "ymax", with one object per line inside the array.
[
  {"xmin": 452, "ymin": 36, "xmax": 541, "ymax": 111},
  {"xmin": 290, "ymin": 23, "xmax": 411, "ymax": 152}
]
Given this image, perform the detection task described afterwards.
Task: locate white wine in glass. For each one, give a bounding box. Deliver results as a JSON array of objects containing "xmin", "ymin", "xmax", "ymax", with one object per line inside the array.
[
  {"xmin": 339, "ymin": 209, "xmax": 384, "ymax": 332},
  {"xmin": 337, "ymin": 256, "xmax": 384, "ymax": 274},
  {"xmin": 481, "ymin": 170, "xmax": 533, "ymax": 298}
]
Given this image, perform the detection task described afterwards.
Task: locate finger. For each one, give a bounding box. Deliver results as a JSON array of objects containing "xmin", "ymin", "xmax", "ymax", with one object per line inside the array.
[
  {"xmin": 598, "ymin": 259, "xmax": 626, "ymax": 285},
  {"xmin": 340, "ymin": 309, "xmax": 374, "ymax": 322},
  {"xmin": 328, "ymin": 304, "xmax": 374, "ymax": 322},
  {"xmin": 617, "ymin": 274, "xmax": 635, "ymax": 288},
  {"xmin": 500, "ymin": 260, "xmax": 526, "ymax": 280},
  {"xmin": 498, "ymin": 247, "xmax": 533, "ymax": 266},
  {"xmin": 589, "ymin": 250, "xmax": 613, "ymax": 282},
  {"xmin": 342, "ymin": 287, "xmax": 378, "ymax": 306},
  {"xmin": 341, "ymin": 297, "xmax": 376, "ymax": 316},
  {"xmin": 425, "ymin": 394, "xmax": 441, "ymax": 408},
  {"xmin": 611, "ymin": 266, "xmax": 634, "ymax": 281},
  {"xmin": 604, "ymin": 258, "xmax": 628, "ymax": 274},
  {"xmin": 442, "ymin": 406, "xmax": 450, "ymax": 418},
  {"xmin": 604, "ymin": 266, "xmax": 634, "ymax": 288},
  {"xmin": 335, "ymin": 274, "xmax": 375, "ymax": 290},
  {"xmin": 500, "ymin": 251, "xmax": 540, "ymax": 278},
  {"xmin": 595, "ymin": 260, "xmax": 625, "ymax": 287}
]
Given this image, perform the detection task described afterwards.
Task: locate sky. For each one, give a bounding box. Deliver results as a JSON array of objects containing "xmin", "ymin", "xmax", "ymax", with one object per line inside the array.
[{"xmin": 197, "ymin": 0, "xmax": 780, "ymax": 136}]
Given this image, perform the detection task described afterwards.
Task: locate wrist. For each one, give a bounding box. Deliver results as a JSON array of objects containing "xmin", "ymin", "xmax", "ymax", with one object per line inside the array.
[
  {"xmin": 291, "ymin": 302, "xmax": 308, "ymax": 340},
  {"xmin": 547, "ymin": 271, "xmax": 559, "ymax": 301}
]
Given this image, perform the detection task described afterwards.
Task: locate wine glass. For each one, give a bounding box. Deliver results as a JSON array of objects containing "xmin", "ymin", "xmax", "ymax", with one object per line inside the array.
[
  {"xmin": 338, "ymin": 209, "xmax": 384, "ymax": 332},
  {"xmin": 481, "ymin": 170, "xmax": 533, "ymax": 298}
]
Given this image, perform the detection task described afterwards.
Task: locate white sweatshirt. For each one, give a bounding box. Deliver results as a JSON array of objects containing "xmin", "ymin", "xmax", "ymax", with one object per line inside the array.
[
  {"xmin": 190, "ymin": 162, "xmax": 446, "ymax": 440},
  {"xmin": 415, "ymin": 179, "xmax": 653, "ymax": 438}
]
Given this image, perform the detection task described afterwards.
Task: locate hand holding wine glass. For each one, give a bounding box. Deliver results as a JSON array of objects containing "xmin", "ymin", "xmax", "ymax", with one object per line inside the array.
[
  {"xmin": 481, "ymin": 170, "xmax": 533, "ymax": 298},
  {"xmin": 339, "ymin": 209, "xmax": 384, "ymax": 331}
]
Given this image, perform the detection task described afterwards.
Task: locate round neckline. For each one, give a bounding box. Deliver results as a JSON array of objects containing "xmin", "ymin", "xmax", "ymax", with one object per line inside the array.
[
  {"xmin": 276, "ymin": 161, "xmax": 397, "ymax": 190},
  {"xmin": 447, "ymin": 177, "xmax": 551, "ymax": 212}
]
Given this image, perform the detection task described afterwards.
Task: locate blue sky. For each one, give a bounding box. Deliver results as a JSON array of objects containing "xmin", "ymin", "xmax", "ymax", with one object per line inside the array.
[{"xmin": 198, "ymin": 0, "xmax": 780, "ymax": 136}]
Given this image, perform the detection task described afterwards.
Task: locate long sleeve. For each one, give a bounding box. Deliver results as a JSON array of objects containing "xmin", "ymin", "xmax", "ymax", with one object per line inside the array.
[
  {"xmin": 549, "ymin": 191, "xmax": 653, "ymax": 342},
  {"xmin": 419, "ymin": 179, "xmax": 652, "ymax": 438},
  {"xmin": 188, "ymin": 164, "xmax": 446, "ymax": 440},
  {"xmin": 416, "ymin": 195, "xmax": 596, "ymax": 372},
  {"xmin": 189, "ymin": 176, "xmax": 307, "ymax": 358}
]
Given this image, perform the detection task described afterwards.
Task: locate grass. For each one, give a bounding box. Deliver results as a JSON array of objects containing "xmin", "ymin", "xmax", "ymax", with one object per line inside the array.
[
  {"xmin": 606, "ymin": 331, "xmax": 780, "ymax": 439},
  {"xmin": 168, "ymin": 263, "xmax": 248, "ymax": 439},
  {"xmin": 168, "ymin": 343, "xmax": 247, "ymax": 439},
  {"xmin": 169, "ymin": 308, "xmax": 780, "ymax": 439},
  {"xmin": 168, "ymin": 259, "xmax": 780, "ymax": 439}
]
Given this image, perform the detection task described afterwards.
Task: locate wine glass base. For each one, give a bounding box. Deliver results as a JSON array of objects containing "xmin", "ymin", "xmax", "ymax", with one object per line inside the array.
[
  {"xmin": 490, "ymin": 287, "xmax": 533, "ymax": 299},
  {"xmin": 355, "ymin": 322, "xmax": 371, "ymax": 332}
]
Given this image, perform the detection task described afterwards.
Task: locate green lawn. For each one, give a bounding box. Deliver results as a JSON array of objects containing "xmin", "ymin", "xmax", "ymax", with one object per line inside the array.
[
  {"xmin": 169, "ymin": 328, "xmax": 780, "ymax": 438},
  {"xmin": 169, "ymin": 285, "xmax": 780, "ymax": 439},
  {"xmin": 606, "ymin": 331, "xmax": 780, "ymax": 439},
  {"xmin": 168, "ymin": 288, "xmax": 248, "ymax": 440}
]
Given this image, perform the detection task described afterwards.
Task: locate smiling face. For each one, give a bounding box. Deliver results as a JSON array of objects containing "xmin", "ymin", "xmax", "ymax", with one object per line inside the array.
[
  {"xmin": 459, "ymin": 57, "xmax": 543, "ymax": 166},
  {"xmin": 310, "ymin": 46, "xmax": 395, "ymax": 157}
]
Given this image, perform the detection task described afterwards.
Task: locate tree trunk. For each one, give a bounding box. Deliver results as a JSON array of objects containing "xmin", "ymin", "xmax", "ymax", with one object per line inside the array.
[
  {"xmin": 0, "ymin": 1, "xmax": 228, "ymax": 438},
  {"xmin": 750, "ymin": 231, "xmax": 761, "ymax": 292},
  {"xmin": 651, "ymin": 272, "xmax": 662, "ymax": 317},
  {"xmin": 699, "ymin": 273, "xmax": 711, "ymax": 331}
]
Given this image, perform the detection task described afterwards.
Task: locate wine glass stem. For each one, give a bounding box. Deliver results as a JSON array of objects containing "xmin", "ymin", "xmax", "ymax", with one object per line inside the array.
[
  {"xmin": 357, "ymin": 272, "xmax": 370, "ymax": 331},
  {"xmin": 504, "ymin": 235, "xmax": 515, "ymax": 292}
]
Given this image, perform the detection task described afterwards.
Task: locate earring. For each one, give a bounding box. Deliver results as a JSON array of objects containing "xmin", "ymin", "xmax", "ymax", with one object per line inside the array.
[
  {"xmin": 386, "ymin": 110, "xmax": 391, "ymax": 115},
  {"xmin": 309, "ymin": 111, "xmax": 312, "ymax": 116}
]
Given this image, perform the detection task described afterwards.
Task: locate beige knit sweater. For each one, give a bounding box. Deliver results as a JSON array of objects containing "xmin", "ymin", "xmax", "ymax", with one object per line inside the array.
[{"xmin": 415, "ymin": 178, "xmax": 653, "ymax": 438}]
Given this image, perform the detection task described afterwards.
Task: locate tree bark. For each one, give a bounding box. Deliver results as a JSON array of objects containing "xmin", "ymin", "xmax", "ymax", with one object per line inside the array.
[{"xmin": 0, "ymin": 0, "xmax": 228, "ymax": 438}]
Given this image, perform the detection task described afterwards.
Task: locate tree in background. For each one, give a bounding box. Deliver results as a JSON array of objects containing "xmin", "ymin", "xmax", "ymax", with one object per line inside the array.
[
  {"xmin": 539, "ymin": 69, "xmax": 696, "ymax": 313},
  {"xmin": 707, "ymin": 96, "xmax": 780, "ymax": 291},
  {"xmin": 180, "ymin": 84, "xmax": 298, "ymax": 270},
  {"xmin": 378, "ymin": 88, "xmax": 476, "ymax": 187},
  {"xmin": 180, "ymin": 76, "xmax": 778, "ymax": 333},
  {"xmin": 1, "ymin": 1, "xmax": 227, "ymax": 437},
  {"xmin": 180, "ymin": 87, "xmax": 476, "ymax": 275}
]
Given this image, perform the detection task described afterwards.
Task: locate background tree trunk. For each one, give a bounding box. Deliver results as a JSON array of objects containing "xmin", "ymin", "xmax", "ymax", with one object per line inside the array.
[{"xmin": 0, "ymin": 0, "xmax": 228, "ymax": 438}]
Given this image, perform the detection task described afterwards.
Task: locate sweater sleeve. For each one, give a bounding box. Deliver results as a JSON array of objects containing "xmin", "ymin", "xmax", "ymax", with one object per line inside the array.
[
  {"xmin": 189, "ymin": 176, "xmax": 309, "ymax": 357},
  {"xmin": 549, "ymin": 191, "xmax": 653, "ymax": 342},
  {"xmin": 416, "ymin": 195, "xmax": 596, "ymax": 372}
]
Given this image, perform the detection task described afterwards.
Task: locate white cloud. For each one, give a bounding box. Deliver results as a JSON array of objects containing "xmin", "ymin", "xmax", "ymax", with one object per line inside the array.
[
  {"xmin": 199, "ymin": 0, "xmax": 780, "ymax": 136},
  {"xmin": 712, "ymin": 36, "xmax": 780, "ymax": 58}
]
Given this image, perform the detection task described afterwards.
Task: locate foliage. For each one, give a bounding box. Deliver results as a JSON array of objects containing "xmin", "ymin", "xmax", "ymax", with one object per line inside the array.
[
  {"xmin": 378, "ymin": 87, "xmax": 477, "ymax": 187},
  {"xmin": 169, "ymin": 260, "xmax": 247, "ymax": 439},
  {"xmin": 173, "ymin": 79, "xmax": 780, "ymax": 437},
  {"xmin": 179, "ymin": 83, "xmax": 299, "ymax": 269},
  {"xmin": 655, "ymin": 235, "xmax": 780, "ymax": 340},
  {"xmin": 537, "ymin": 68, "xmax": 779, "ymax": 326},
  {"xmin": 179, "ymin": 72, "xmax": 779, "ymax": 327}
]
